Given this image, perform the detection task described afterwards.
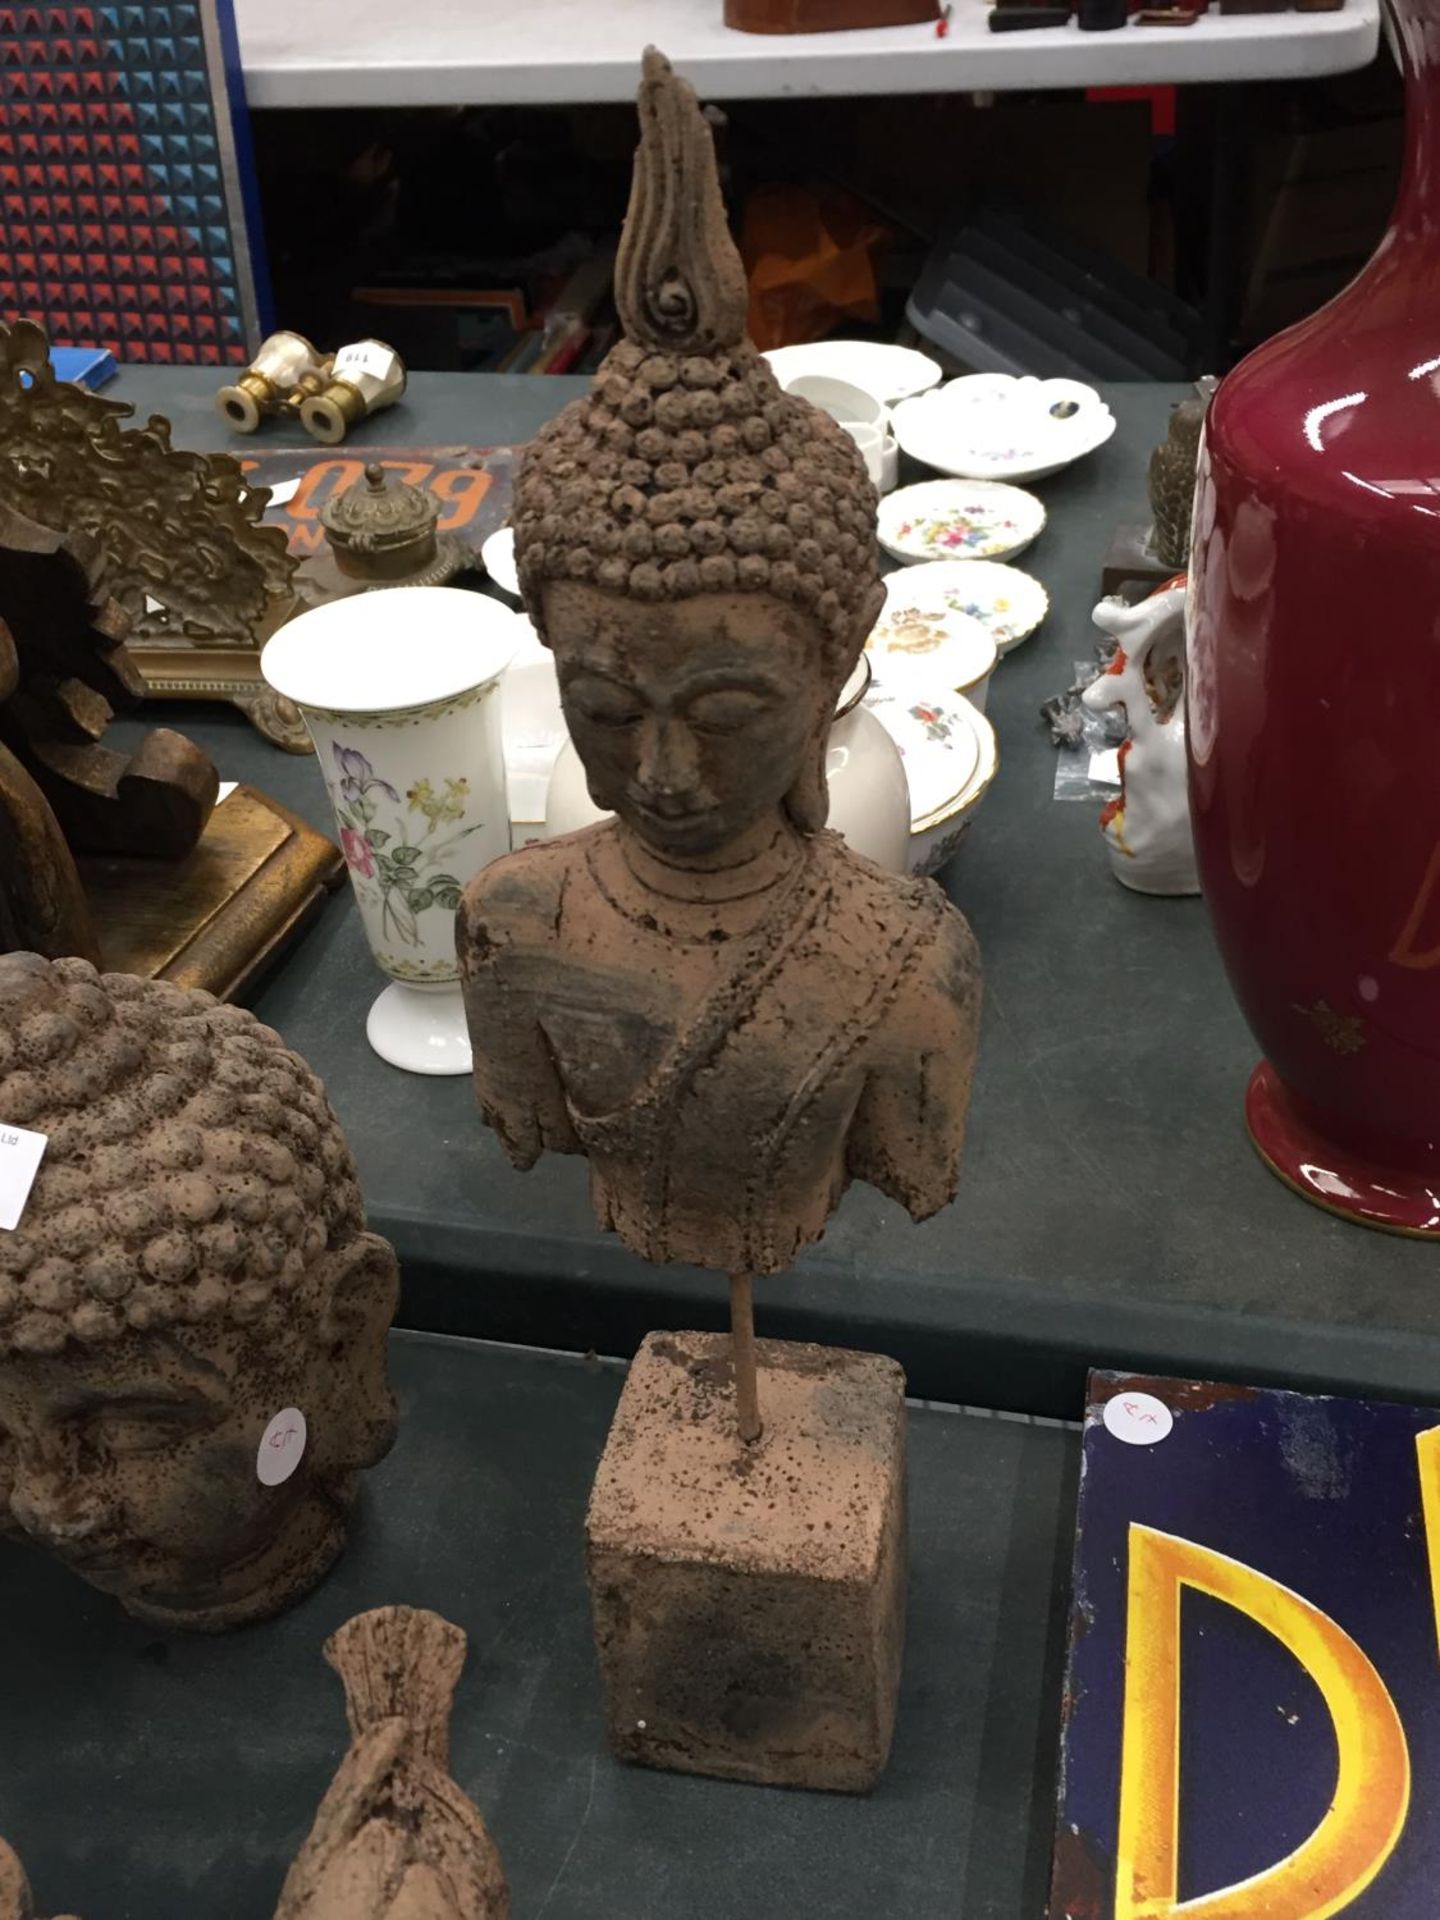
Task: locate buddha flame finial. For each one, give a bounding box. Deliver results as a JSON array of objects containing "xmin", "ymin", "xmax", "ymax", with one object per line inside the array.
[{"xmin": 614, "ymin": 47, "xmax": 749, "ymax": 355}]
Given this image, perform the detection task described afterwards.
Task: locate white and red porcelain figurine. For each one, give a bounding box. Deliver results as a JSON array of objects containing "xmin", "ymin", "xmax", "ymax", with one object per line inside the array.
[{"xmin": 1083, "ymin": 579, "xmax": 1198, "ymax": 898}]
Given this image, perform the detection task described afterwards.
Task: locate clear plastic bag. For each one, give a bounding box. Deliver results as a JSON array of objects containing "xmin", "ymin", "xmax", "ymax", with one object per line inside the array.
[{"xmin": 1046, "ymin": 659, "xmax": 1127, "ymax": 802}]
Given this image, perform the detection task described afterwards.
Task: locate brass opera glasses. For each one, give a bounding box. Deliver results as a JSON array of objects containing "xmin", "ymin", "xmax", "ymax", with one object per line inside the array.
[{"xmin": 216, "ymin": 332, "xmax": 406, "ymax": 444}]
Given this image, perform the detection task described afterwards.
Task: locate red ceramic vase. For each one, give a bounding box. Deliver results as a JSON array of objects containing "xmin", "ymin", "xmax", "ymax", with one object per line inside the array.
[{"xmin": 1187, "ymin": 0, "xmax": 1440, "ymax": 1237}]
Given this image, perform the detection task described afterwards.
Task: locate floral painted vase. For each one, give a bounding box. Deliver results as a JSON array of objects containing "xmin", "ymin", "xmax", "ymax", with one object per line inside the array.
[
  {"xmin": 1186, "ymin": 0, "xmax": 1440, "ymax": 1235},
  {"xmin": 329, "ymin": 748, "xmax": 481, "ymax": 976},
  {"xmin": 261, "ymin": 586, "xmax": 522, "ymax": 1074}
]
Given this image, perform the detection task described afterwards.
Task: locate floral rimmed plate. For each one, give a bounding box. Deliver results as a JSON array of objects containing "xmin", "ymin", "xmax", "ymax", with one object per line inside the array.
[
  {"xmin": 866, "ymin": 599, "xmax": 996, "ymax": 710},
  {"xmin": 879, "ymin": 558, "xmax": 1048, "ymax": 656},
  {"xmin": 877, "ymin": 480, "xmax": 1046, "ymax": 566}
]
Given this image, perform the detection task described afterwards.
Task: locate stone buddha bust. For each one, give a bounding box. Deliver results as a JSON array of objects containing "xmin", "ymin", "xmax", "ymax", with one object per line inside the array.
[
  {"xmin": 0, "ymin": 953, "xmax": 399, "ymax": 1630},
  {"xmin": 460, "ymin": 50, "xmax": 981, "ymax": 1276}
]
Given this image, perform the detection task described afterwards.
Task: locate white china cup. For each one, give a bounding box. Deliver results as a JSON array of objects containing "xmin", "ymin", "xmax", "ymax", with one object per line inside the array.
[
  {"xmin": 842, "ymin": 421, "xmax": 886, "ymax": 490},
  {"xmin": 782, "ymin": 371, "xmax": 897, "ymax": 491}
]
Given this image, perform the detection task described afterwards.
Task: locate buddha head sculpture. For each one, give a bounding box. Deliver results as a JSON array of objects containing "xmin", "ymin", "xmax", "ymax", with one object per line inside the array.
[
  {"xmin": 0, "ymin": 953, "xmax": 399, "ymax": 1631},
  {"xmin": 512, "ymin": 49, "xmax": 884, "ymax": 861},
  {"xmin": 462, "ymin": 50, "xmax": 981, "ymax": 1286}
]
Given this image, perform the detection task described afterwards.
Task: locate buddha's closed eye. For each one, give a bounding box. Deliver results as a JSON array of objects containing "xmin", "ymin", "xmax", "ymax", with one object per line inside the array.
[
  {"xmin": 80, "ymin": 1398, "xmax": 220, "ymax": 1455},
  {"xmin": 567, "ymin": 677, "xmax": 643, "ymax": 728},
  {"xmin": 684, "ymin": 689, "xmax": 773, "ymax": 734}
]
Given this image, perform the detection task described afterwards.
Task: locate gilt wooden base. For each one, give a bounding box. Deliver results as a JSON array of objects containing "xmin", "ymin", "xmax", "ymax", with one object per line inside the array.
[
  {"xmin": 129, "ymin": 638, "xmax": 314, "ymax": 754},
  {"xmin": 78, "ymin": 785, "xmax": 344, "ymax": 999}
]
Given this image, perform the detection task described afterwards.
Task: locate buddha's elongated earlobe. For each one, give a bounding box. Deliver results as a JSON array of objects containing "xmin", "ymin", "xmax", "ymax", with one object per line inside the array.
[
  {"xmin": 857, "ymin": 580, "xmax": 885, "ymax": 641},
  {"xmin": 785, "ymin": 595, "xmax": 881, "ymax": 834},
  {"xmin": 319, "ymin": 1231, "xmax": 400, "ymax": 1468},
  {"xmin": 784, "ymin": 729, "xmax": 830, "ymax": 834}
]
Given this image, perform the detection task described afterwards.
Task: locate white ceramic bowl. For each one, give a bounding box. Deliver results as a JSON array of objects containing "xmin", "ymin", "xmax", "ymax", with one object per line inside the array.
[
  {"xmin": 769, "ymin": 359, "xmax": 904, "ymax": 492},
  {"xmin": 783, "ymin": 372, "xmax": 887, "ymax": 431},
  {"xmin": 877, "ymin": 479, "xmax": 1046, "ymax": 565},
  {"xmin": 764, "ymin": 340, "xmax": 942, "ymax": 406},
  {"xmin": 892, "ymin": 374, "xmax": 1116, "ymax": 484},
  {"xmin": 878, "ymin": 558, "xmax": 1048, "ymax": 657}
]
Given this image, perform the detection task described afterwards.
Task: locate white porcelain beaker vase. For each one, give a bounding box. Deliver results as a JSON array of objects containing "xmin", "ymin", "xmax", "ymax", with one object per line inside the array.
[{"xmin": 262, "ymin": 586, "xmax": 521, "ymax": 1074}]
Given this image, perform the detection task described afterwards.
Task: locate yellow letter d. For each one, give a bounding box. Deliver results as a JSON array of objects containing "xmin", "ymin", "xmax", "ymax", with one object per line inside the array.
[{"xmin": 1116, "ymin": 1525, "xmax": 1410, "ymax": 1919}]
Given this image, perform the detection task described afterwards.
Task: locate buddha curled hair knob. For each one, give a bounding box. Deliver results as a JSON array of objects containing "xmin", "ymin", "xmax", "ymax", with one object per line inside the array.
[
  {"xmin": 512, "ymin": 46, "xmax": 884, "ymax": 665},
  {"xmin": 0, "ymin": 953, "xmax": 368, "ymax": 1356}
]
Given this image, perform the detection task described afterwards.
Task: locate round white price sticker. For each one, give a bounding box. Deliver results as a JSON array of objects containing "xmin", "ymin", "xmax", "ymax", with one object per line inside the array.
[
  {"xmin": 256, "ymin": 1407, "xmax": 307, "ymax": 1486},
  {"xmin": 1102, "ymin": 1391, "xmax": 1174, "ymax": 1447}
]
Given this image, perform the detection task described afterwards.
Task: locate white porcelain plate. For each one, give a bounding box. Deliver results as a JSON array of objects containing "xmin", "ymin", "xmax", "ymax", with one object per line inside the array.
[
  {"xmin": 892, "ymin": 374, "xmax": 1116, "ymax": 484},
  {"xmin": 763, "ymin": 340, "xmax": 942, "ymax": 406},
  {"xmin": 879, "ymin": 558, "xmax": 1048, "ymax": 656},
  {"xmin": 482, "ymin": 524, "xmax": 520, "ymax": 600},
  {"xmin": 877, "ymin": 479, "xmax": 1046, "ymax": 565},
  {"xmin": 866, "ymin": 597, "xmax": 996, "ymax": 707}
]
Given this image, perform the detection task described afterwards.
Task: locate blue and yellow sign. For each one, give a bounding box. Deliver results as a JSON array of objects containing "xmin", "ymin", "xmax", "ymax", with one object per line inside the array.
[{"xmin": 1050, "ymin": 1373, "xmax": 1440, "ymax": 1918}]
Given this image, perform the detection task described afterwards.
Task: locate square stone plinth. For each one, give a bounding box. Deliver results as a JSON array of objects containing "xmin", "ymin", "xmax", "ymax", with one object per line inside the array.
[{"xmin": 586, "ymin": 1330, "xmax": 908, "ymax": 1793}]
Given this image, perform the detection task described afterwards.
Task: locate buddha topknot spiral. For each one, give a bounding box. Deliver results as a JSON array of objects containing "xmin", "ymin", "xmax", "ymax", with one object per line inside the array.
[
  {"xmin": 0, "ymin": 953, "xmax": 366, "ymax": 1356},
  {"xmin": 513, "ymin": 48, "xmax": 881, "ymax": 662}
]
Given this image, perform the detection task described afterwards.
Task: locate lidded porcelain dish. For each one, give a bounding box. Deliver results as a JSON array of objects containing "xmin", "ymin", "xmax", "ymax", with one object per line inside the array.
[
  {"xmin": 501, "ymin": 621, "xmax": 567, "ymax": 841},
  {"xmin": 862, "ymin": 664, "xmax": 999, "ymax": 875}
]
